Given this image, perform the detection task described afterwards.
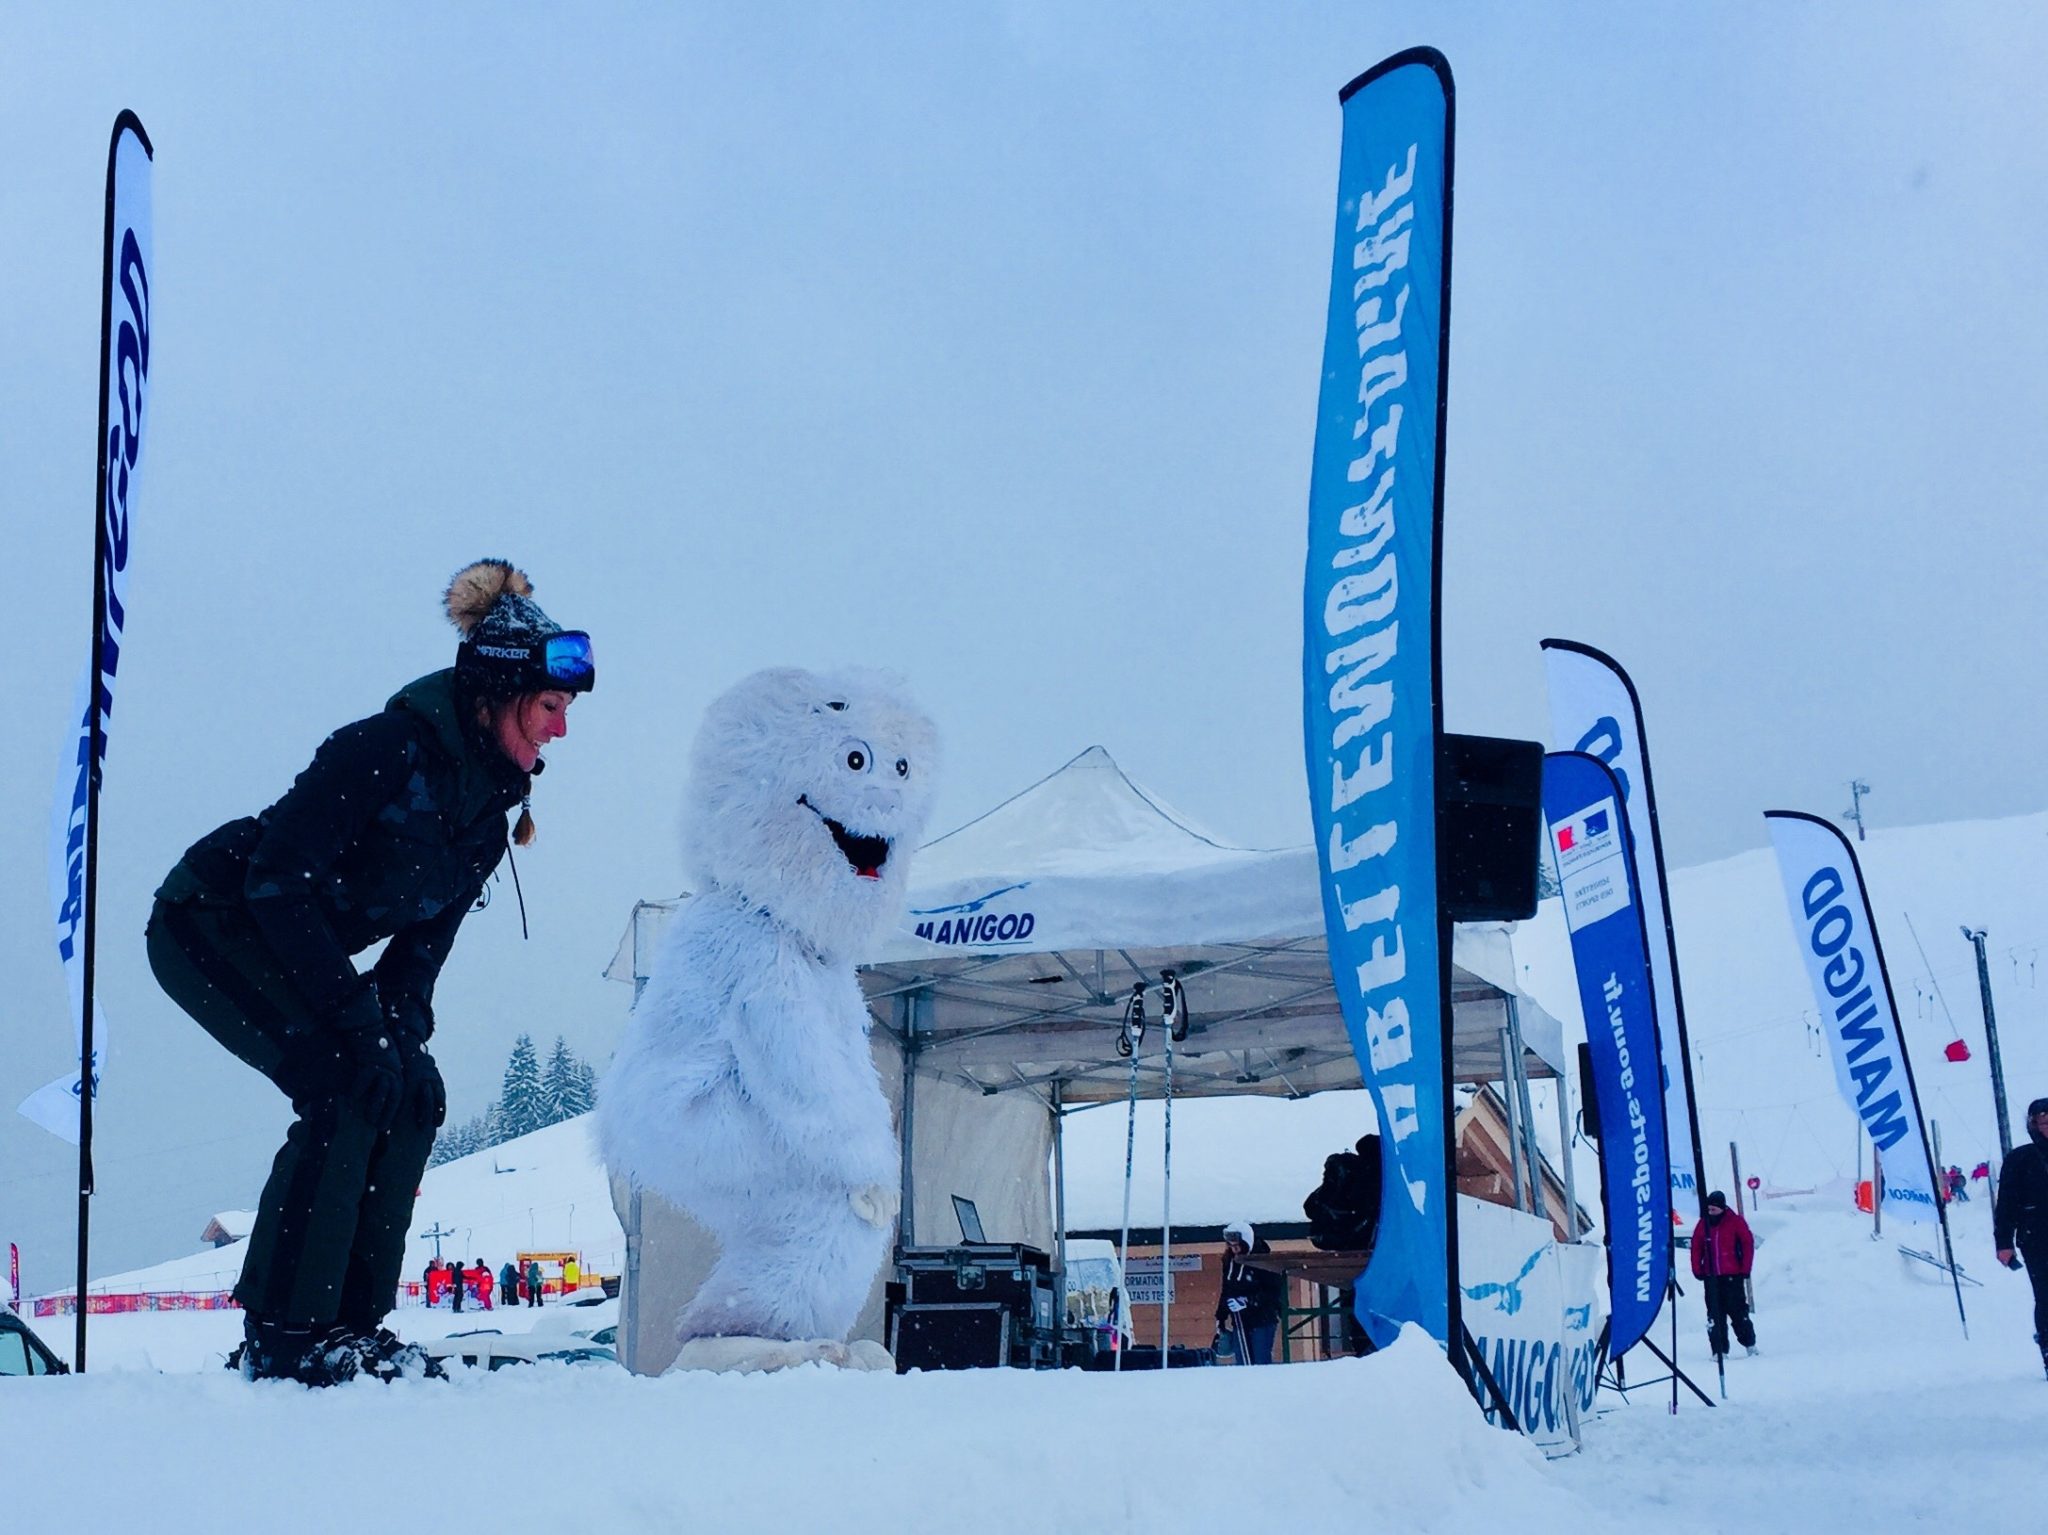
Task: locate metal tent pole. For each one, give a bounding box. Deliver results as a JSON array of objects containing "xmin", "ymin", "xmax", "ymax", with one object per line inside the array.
[
  {"xmin": 1555, "ymin": 1066, "xmax": 1580, "ymax": 1237},
  {"xmin": 1499, "ymin": 1027, "xmax": 1527, "ymax": 1214},
  {"xmin": 1051, "ymin": 1078, "xmax": 1068, "ymax": 1369},
  {"xmin": 1505, "ymin": 999, "xmax": 1547, "ymax": 1221},
  {"xmin": 899, "ymin": 991, "xmax": 920, "ymax": 1248}
]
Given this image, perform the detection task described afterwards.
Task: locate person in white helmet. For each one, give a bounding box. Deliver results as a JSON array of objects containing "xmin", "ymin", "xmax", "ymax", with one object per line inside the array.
[{"xmin": 1215, "ymin": 1222, "xmax": 1285, "ymax": 1364}]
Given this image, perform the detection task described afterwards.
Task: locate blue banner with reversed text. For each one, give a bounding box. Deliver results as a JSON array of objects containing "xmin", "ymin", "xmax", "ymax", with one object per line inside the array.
[
  {"xmin": 1542, "ymin": 751, "xmax": 1669, "ymax": 1355},
  {"xmin": 1302, "ymin": 50, "xmax": 1451, "ymax": 1349}
]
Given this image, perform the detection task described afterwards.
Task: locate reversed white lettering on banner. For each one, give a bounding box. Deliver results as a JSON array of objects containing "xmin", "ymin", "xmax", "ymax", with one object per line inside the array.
[{"xmin": 1315, "ymin": 142, "xmax": 1423, "ymax": 1212}]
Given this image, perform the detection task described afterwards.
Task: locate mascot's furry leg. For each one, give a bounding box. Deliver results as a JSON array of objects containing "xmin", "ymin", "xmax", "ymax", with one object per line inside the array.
[{"xmin": 670, "ymin": 1188, "xmax": 898, "ymax": 1374}]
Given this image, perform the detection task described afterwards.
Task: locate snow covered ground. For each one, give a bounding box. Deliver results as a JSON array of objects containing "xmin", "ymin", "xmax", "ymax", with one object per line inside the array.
[
  {"xmin": 9, "ymin": 811, "xmax": 2042, "ymax": 1530},
  {"xmin": 10, "ymin": 1183, "xmax": 2038, "ymax": 1532},
  {"xmin": 1559, "ymin": 1193, "xmax": 2041, "ymax": 1529}
]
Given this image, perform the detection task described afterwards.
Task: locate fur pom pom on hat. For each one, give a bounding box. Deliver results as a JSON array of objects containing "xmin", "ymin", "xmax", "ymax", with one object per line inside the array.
[
  {"xmin": 444, "ymin": 558, "xmax": 593, "ymax": 701},
  {"xmin": 446, "ymin": 559, "xmax": 540, "ymax": 637}
]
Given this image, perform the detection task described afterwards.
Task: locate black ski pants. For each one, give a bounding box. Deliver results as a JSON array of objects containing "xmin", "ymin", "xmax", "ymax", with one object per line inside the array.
[
  {"xmin": 1702, "ymin": 1273, "xmax": 1755, "ymax": 1356},
  {"xmin": 146, "ymin": 898, "xmax": 435, "ymax": 1331},
  {"xmin": 2021, "ymin": 1236, "xmax": 2048, "ymax": 1354}
]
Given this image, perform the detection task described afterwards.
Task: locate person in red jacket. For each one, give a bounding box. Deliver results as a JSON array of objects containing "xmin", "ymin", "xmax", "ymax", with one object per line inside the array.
[{"xmin": 1690, "ymin": 1189, "xmax": 1757, "ymax": 1359}]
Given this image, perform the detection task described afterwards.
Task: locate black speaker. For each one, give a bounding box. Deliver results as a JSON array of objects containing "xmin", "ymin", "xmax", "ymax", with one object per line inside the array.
[
  {"xmin": 1578, "ymin": 1041, "xmax": 1601, "ymax": 1148},
  {"xmin": 1436, "ymin": 733, "xmax": 1544, "ymax": 922}
]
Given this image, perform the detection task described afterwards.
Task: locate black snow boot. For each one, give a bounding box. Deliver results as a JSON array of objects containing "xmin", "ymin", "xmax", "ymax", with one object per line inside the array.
[
  {"xmin": 236, "ymin": 1316, "xmax": 362, "ymax": 1386},
  {"xmin": 331, "ymin": 1323, "xmax": 446, "ymax": 1382}
]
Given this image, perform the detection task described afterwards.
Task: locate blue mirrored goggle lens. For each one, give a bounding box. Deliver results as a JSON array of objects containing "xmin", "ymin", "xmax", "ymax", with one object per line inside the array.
[{"xmin": 544, "ymin": 632, "xmax": 594, "ymax": 682}]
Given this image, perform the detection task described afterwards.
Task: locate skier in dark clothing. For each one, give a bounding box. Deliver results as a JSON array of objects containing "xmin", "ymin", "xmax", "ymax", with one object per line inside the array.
[
  {"xmin": 1690, "ymin": 1189, "xmax": 1757, "ymax": 1359},
  {"xmin": 1215, "ymin": 1222, "xmax": 1286, "ymax": 1365},
  {"xmin": 1993, "ymin": 1096, "xmax": 2048, "ymax": 1378},
  {"xmin": 499, "ymin": 1261, "xmax": 520, "ymax": 1310},
  {"xmin": 146, "ymin": 561, "xmax": 593, "ymax": 1386}
]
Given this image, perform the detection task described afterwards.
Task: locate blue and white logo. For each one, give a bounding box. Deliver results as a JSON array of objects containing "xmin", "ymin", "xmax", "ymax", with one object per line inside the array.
[{"xmin": 909, "ymin": 883, "xmax": 1037, "ymax": 948}]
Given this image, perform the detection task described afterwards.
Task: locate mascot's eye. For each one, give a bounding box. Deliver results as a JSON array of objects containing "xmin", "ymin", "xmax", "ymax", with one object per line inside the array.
[
  {"xmin": 895, "ymin": 758, "xmax": 910, "ymax": 778},
  {"xmin": 842, "ymin": 739, "xmax": 872, "ymax": 773}
]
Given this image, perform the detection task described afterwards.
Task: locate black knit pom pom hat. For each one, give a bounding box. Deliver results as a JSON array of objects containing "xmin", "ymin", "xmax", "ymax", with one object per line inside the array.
[{"xmin": 444, "ymin": 559, "xmax": 595, "ymax": 701}]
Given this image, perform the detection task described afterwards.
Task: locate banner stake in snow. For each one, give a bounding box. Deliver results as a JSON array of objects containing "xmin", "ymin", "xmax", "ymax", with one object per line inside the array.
[
  {"xmin": 1302, "ymin": 48, "xmax": 1454, "ymax": 1357},
  {"xmin": 1764, "ymin": 810, "xmax": 1967, "ymax": 1337}
]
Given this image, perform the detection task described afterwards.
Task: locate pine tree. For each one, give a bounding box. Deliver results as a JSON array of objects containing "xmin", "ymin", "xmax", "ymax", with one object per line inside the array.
[
  {"xmin": 498, "ymin": 1033, "xmax": 545, "ymax": 1140},
  {"xmin": 430, "ymin": 1110, "xmax": 487, "ymax": 1167},
  {"xmin": 541, "ymin": 1035, "xmax": 598, "ymax": 1122},
  {"xmin": 541, "ymin": 1035, "xmax": 574, "ymax": 1126},
  {"xmin": 575, "ymin": 1058, "xmax": 599, "ymax": 1115}
]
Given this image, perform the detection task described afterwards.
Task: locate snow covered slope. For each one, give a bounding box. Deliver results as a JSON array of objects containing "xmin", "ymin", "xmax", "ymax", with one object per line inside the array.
[
  {"xmin": 1519, "ymin": 809, "xmax": 2048, "ymax": 1196},
  {"xmin": 12, "ymin": 1174, "xmax": 2043, "ymax": 1532}
]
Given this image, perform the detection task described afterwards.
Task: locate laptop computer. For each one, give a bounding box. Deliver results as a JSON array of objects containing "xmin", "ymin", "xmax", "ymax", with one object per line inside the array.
[{"xmin": 952, "ymin": 1194, "xmax": 988, "ymax": 1245}]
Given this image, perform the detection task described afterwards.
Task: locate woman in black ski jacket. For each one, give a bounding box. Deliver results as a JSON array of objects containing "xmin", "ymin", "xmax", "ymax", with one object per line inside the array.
[{"xmin": 146, "ymin": 561, "xmax": 593, "ymax": 1385}]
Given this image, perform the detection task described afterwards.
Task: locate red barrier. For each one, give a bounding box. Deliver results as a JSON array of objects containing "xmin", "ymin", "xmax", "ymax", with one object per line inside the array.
[{"xmin": 33, "ymin": 1290, "xmax": 239, "ymax": 1318}]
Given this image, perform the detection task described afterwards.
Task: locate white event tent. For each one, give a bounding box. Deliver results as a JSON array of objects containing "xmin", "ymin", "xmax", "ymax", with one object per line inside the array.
[{"xmin": 605, "ymin": 746, "xmax": 1574, "ymax": 1374}]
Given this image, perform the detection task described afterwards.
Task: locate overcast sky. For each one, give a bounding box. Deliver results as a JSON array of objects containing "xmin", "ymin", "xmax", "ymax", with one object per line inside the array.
[{"xmin": 4, "ymin": 3, "xmax": 2044, "ymax": 1289}]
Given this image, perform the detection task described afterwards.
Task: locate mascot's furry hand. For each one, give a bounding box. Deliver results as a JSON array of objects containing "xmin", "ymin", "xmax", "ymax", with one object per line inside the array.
[
  {"xmin": 851, "ymin": 1183, "xmax": 900, "ymax": 1230},
  {"xmin": 598, "ymin": 667, "xmax": 937, "ymax": 1347}
]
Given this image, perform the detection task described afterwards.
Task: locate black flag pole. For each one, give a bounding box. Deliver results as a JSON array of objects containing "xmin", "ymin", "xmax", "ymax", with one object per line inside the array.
[
  {"xmin": 74, "ymin": 115, "xmax": 123, "ymax": 1375},
  {"xmin": 73, "ymin": 108, "xmax": 153, "ymax": 1373}
]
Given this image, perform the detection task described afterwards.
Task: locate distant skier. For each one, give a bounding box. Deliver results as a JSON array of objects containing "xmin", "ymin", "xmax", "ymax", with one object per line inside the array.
[
  {"xmin": 1992, "ymin": 1096, "xmax": 2048, "ymax": 1377},
  {"xmin": 1215, "ymin": 1222, "xmax": 1285, "ymax": 1365},
  {"xmin": 526, "ymin": 1258, "xmax": 545, "ymax": 1307},
  {"xmin": 1690, "ymin": 1190, "xmax": 1757, "ymax": 1359},
  {"xmin": 499, "ymin": 1261, "xmax": 520, "ymax": 1310},
  {"xmin": 145, "ymin": 561, "xmax": 593, "ymax": 1385}
]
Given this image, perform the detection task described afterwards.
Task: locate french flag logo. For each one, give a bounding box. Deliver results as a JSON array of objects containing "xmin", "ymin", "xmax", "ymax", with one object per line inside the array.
[{"xmin": 1558, "ymin": 807, "xmax": 1611, "ymax": 854}]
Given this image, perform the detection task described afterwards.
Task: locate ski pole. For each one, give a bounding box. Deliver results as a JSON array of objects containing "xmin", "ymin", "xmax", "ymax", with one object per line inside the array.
[
  {"xmin": 1114, "ymin": 984, "xmax": 1143, "ymax": 1374},
  {"xmin": 1161, "ymin": 989, "xmax": 1174, "ymax": 1372}
]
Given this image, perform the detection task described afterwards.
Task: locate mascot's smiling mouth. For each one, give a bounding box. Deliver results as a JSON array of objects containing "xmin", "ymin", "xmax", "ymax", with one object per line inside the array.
[{"xmin": 798, "ymin": 796, "xmax": 891, "ymax": 880}]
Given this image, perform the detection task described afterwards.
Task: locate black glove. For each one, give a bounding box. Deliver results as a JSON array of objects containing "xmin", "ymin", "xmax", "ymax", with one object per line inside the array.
[
  {"xmin": 333, "ymin": 985, "xmax": 404, "ymax": 1130},
  {"xmin": 385, "ymin": 995, "xmax": 447, "ymax": 1132}
]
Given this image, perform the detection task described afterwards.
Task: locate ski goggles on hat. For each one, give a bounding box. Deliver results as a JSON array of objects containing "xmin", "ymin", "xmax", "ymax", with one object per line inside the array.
[{"xmin": 542, "ymin": 631, "xmax": 594, "ymax": 685}]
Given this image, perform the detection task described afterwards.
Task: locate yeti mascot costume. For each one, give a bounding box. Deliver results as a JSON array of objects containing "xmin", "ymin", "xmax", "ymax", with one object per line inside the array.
[{"xmin": 599, "ymin": 667, "xmax": 936, "ymax": 1372}]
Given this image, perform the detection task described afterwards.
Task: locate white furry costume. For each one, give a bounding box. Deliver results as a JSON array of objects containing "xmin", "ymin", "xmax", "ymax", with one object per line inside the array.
[{"xmin": 598, "ymin": 668, "xmax": 936, "ymax": 1357}]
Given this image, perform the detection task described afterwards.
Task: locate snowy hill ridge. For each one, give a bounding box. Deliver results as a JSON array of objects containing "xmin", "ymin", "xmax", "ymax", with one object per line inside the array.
[
  {"xmin": 64, "ymin": 807, "xmax": 2048, "ymax": 1300},
  {"xmin": 54, "ymin": 1116, "xmax": 622, "ymax": 1305},
  {"xmin": 1519, "ymin": 806, "xmax": 2048, "ymax": 1195}
]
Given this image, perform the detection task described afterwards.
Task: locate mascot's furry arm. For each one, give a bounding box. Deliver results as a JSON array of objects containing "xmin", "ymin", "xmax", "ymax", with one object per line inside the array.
[{"xmin": 725, "ymin": 983, "xmax": 898, "ymax": 1197}]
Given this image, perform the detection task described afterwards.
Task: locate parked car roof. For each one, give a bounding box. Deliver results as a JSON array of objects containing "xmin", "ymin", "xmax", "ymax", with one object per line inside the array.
[
  {"xmin": 0, "ymin": 1312, "xmax": 69, "ymax": 1376},
  {"xmin": 421, "ymin": 1333, "xmax": 617, "ymax": 1371}
]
